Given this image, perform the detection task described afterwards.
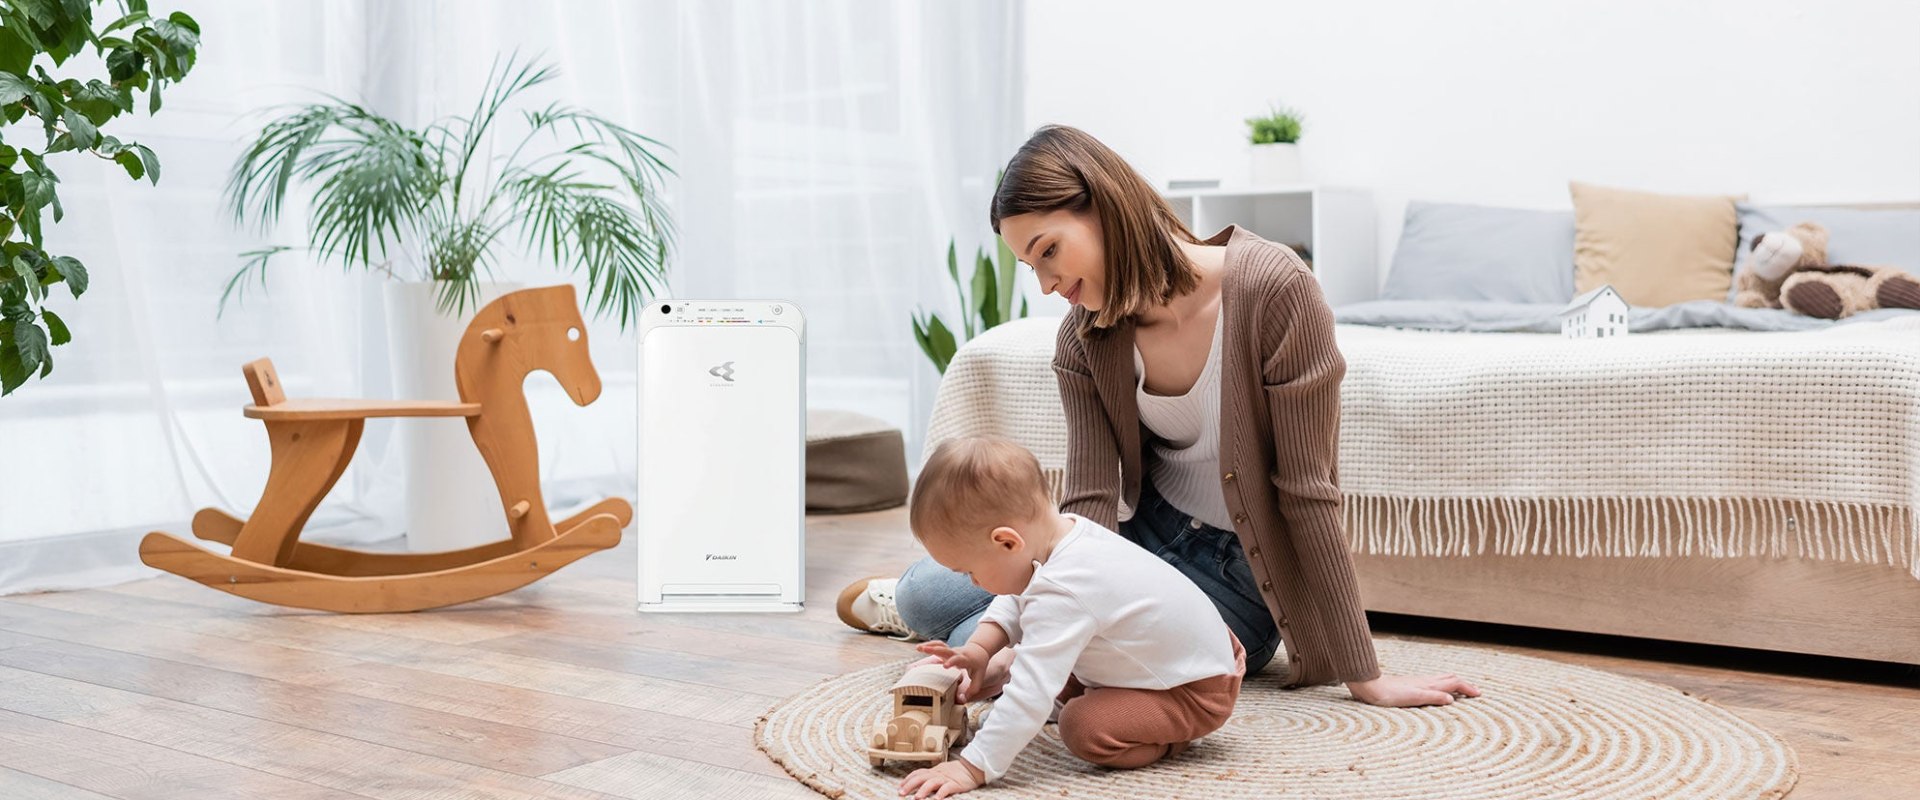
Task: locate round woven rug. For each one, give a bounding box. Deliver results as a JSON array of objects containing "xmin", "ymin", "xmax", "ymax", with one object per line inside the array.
[{"xmin": 754, "ymin": 639, "xmax": 1797, "ymax": 799}]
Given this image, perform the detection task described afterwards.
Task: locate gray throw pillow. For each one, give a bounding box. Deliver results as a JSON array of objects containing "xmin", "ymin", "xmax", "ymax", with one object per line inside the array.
[
  {"xmin": 1729, "ymin": 204, "xmax": 1920, "ymax": 302},
  {"xmin": 1382, "ymin": 201, "xmax": 1576, "ymax": 304}
]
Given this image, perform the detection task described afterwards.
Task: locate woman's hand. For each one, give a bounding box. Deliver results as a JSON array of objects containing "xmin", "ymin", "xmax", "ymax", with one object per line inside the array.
[
  {"xmin": 1346, "ymin": 673, "xmax": 1481, "ymax": 707},
  {"xmin": 899, "ymin": 757, "xmax": 985, "ymax": 798}
]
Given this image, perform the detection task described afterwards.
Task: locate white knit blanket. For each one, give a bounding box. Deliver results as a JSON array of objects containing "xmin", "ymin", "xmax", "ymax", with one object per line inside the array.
[{"xmin": 924, "ymin": 316, "xmax": 1920, "ymax": 579}]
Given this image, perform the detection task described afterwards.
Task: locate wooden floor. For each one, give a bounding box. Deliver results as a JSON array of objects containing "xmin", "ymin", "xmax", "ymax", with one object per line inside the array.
[{"xmin": 0, "ymin": 508, "xmax": 1915, "ymax": 799}]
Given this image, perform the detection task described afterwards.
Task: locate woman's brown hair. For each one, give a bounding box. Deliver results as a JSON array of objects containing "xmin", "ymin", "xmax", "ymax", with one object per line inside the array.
[{"xmin": 989, "ymin": 125, "xmax": 1201, "ymax": 336}]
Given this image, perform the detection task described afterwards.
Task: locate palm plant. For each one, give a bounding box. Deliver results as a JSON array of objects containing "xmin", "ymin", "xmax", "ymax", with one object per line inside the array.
[{"xmin": 222, "ymin": 55, "xmax": 672, "ymax": 325}]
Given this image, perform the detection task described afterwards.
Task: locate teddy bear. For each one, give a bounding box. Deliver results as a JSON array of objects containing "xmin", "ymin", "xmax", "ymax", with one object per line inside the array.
[
  {"xmin": 1733, "ymin": 221, "xmax": 1826, "ymax": 309},
  {"xmin": 1733, "ymin": 221, "xmax": 1920, "ymax": 320}
]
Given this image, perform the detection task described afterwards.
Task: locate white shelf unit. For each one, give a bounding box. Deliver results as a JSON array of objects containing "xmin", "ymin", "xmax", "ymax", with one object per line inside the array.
[{"xmin": 1162, "ymin": 185, "xmax": 1378, "ymax": 307}]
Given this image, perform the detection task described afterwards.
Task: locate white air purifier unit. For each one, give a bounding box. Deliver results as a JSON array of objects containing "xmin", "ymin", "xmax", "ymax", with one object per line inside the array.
[{"xmin": 637, "ymin": 300, "xmax": 805, "ymax": 613}]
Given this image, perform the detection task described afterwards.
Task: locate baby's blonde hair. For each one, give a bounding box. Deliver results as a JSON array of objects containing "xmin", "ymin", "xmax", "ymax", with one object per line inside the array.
[{"xmin": 910, "ymin": 436, "xmax": 1054, "ymax": 545}]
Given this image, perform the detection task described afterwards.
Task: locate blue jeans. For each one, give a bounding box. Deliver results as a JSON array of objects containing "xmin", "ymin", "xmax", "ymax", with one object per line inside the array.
[{"xmin": 893, "ymin": 482, "xmax": 1282, "ymax": 675}]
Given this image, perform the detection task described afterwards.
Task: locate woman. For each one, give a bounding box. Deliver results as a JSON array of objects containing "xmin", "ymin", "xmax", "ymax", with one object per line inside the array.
[{"xmin": 840, "ymin": 125, "xmax": 1477, "ymax": 708}]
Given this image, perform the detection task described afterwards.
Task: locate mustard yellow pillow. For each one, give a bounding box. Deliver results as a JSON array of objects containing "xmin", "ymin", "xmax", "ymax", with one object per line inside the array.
[{"xmin": 1570, "ymin": 181, "xmax": 1741, "ymax": 307}]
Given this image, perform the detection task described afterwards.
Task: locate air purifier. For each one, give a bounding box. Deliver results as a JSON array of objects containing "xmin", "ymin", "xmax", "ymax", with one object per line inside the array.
[{"xmin": 637, "ymin": 300, "xmax": 805, "ymax": 613}]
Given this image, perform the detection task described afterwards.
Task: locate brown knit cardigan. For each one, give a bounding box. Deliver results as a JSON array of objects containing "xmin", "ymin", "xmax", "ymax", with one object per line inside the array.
[{"xmin": 1051, "ymin": 225, "xmax": 1382, "ymax": 687}]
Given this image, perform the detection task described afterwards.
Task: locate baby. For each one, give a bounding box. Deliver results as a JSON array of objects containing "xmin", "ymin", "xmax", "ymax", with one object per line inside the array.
[{"xmin": 898, "ymin": 436, "xmax": 1245, "ymax": 798}]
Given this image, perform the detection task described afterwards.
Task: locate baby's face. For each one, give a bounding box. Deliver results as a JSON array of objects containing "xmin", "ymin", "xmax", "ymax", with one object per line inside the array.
[{"xmin": 922, "ymin": 526, "xmax": 1035, "ymax": 596}]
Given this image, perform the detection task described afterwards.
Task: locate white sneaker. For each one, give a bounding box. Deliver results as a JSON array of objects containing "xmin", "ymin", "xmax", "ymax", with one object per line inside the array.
[{"xmin": 836, "ymin": 576, "xmax": 920, "ymax": 641}]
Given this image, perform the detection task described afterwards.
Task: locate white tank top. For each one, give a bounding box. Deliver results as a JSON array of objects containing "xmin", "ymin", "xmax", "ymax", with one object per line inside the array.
[{"xmin": 1132, "ymin": 310, "xmax": 1233, "ymax": 530}]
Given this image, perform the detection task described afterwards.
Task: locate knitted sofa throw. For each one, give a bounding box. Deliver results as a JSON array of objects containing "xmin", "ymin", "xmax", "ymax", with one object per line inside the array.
[{"xmin": 926, "ymin": 316, "xmax": 1920, "ymax": 580}]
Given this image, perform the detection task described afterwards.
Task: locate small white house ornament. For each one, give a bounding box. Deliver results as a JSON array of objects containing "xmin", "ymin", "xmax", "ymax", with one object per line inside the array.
[{"xmin": 1561, "ymin": 285, "xmax": 1630, "ymax": 339}]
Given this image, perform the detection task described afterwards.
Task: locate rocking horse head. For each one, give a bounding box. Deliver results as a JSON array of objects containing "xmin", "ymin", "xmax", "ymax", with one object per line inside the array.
[{"xmin": 456, "ymin": 285, "xmax": 602, "ymax": 406}]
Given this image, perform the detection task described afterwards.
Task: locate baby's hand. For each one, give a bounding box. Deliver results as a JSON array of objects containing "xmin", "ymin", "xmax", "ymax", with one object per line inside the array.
[
  {"xmin": 915, "ymin": 641, "xmax": 989, "ymax": 702},
  {"xmin": 899, "ymin": 757, "xmax": 984, "ymax": 798}
]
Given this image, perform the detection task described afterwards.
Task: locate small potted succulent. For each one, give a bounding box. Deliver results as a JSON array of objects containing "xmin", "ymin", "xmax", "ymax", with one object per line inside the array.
[{"xmin": 1245, "ymin": 105, "xmax": 1305, "ymax": 186}]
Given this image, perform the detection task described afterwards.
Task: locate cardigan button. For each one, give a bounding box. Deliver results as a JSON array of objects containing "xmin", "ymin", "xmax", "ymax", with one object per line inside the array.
[
  {"xmin": 1233, "ymin": 513, "xmax": 1248, "ymax": 525},
  {"xmin": 1222, "ymin": 470, "xmax": 1235, "ymax": 482},
  {"xmin": 1290, "ymin": 652, "xmax": 1303, "ymax": 664},
  {"xmin": 1260, "ymin": 580, "xmax": 1273, "ymax": 592},
  {"xmin": 1247, "ymin": 546, "xmax": 1260, "ymax": 558}
]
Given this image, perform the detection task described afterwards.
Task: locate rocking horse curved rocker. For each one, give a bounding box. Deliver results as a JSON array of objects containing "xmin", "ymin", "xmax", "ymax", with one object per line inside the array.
[{"xmin": 139, "ymin": 285, "xmax": 633, "ymax": 613}]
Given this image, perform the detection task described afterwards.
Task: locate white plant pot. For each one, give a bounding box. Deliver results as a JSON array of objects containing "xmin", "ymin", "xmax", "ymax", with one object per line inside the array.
[
  {"xmin": 384, "ymin": 281, "xmax": 519, "ymax": 552},
  {"xmin": 1249, "ymin": 142, "xmax": 1303, "ymax": 186}
]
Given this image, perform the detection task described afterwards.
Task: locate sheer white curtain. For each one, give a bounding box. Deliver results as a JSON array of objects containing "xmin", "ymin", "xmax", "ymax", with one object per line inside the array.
[
  {"xmin": 0, "ymin": 1, "xmax": 377, "ymax": 594},
  {"xmin": 653, "ymin": 0, "xmax": 1027, "ymax": 461},
  {"xmin": 350, "ymin": 0, "xmax": 1026, "ymax": 527},
  {"xmin": 0, "ymin": 0, "xmax": 1025, "ymax": 595}
]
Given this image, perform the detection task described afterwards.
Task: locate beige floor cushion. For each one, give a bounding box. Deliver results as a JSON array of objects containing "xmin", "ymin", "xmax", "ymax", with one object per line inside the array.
[{"xmin": 806, "ymin": 409, "xmax": 909, "ymax": 513}]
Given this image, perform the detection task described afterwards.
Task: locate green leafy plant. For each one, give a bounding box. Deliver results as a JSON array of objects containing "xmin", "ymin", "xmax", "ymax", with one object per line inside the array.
[
  {"xmin": 1246, "ymin": 105, "xmax": 1305, "ymax": 145},
  {"xmin": 0, "ymin": 0, "xmax": 199, "ymax": 396},
  {"xmin": 912, "ymin": 236, "xmax": 1028, "ymax": 374},
  {"xmin": 222, "ymin": 54, "xmax": 673, "ymax": 325}
]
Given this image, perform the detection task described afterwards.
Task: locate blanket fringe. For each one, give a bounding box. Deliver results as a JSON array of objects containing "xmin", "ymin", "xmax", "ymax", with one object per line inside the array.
[
  {"xmin": 1344, "ymin": 495, "xmax": 1920, "ymax": 580},
  {"xmin": 1040, "ymin": 468, "xmax": 1920, "ymax": 579}
]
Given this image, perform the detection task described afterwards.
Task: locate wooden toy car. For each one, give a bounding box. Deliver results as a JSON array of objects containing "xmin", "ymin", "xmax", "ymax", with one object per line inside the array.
[{"xmin": 869, "ymin": 663, "xmax": 971, "ymax": 767}]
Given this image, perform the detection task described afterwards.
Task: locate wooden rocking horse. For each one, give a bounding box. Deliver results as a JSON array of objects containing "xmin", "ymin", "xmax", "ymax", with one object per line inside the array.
[{"xmin": 138, "ymin": 285, "xmax": 633, "ymax": 613}]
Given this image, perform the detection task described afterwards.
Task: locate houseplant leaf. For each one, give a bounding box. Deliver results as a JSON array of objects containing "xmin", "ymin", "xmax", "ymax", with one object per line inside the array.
[
  {"xmin": 944, "ymin": 239, "xmax": 972, "ymax": 341},
  {"xmin": 996, "ymin": 234, "xmax": 1017, "ymax": 323},
  {"xmin": 41, "ymin": 308, "xmax": 69, "ymax": 345},
  {"xmin": 915, "ymin": 312, "xmax": 958, "ymax": 374},
  {"xmin": 972, "ymin": 247, "xmax": 999, "ymax": 331}
]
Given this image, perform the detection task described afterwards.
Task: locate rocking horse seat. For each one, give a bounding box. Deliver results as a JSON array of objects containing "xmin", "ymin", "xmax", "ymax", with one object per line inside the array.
[{"xmin": 244, "ymin": 398, "xmax": 481, "ymax": 421}]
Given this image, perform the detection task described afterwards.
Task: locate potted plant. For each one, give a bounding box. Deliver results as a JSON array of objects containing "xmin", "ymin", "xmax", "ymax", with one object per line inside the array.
[
  {"xmin": 0, "ymin": 0, "xmax": 199, "ymax": 396},
  {"xmin": 222, "ymin": 54, "xmax": 673, "ymax": 551},
  {"xmin": 912, "ymin": 236, "xmax": 1028, "ymax": 374},
  {"xmin": 1245, "ymin": 104, "xmax": 1305, "ymax": 186}
]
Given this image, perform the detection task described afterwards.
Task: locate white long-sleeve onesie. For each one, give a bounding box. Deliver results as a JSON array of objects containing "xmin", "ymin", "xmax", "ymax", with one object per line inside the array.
[{"xmin": 957, "ymin": 513, "xmax": 1238, "ymax": 782}]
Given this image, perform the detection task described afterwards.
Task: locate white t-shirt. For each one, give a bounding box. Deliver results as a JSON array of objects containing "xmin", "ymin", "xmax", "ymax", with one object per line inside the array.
[
  {"xmin": 1134, "ymin": 308, "xmax": 1233, "ymax": 530},
  {"xmin": 958, "ymin": 513, "xmax": 1239, "ymax": 782}
]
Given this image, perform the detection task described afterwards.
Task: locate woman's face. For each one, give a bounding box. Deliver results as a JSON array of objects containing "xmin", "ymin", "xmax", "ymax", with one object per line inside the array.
[{"xmin": 998, "ymin": 208, "xmax": 1105, "ymax": 311}]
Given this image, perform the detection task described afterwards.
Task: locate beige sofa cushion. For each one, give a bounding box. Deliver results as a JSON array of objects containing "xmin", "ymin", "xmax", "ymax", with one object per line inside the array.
[{"xmin": 1570, "ymin": 181, "xmax": 1741, "ymax": 307}]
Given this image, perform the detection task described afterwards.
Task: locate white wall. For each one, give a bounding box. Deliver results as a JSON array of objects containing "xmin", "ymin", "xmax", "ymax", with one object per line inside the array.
[{"xmin": 1022, "ymin": 0, "xmax": 1920, "ymax": 280}]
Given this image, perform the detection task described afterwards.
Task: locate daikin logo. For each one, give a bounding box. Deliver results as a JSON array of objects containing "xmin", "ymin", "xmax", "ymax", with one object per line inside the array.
[
  {"xmin": 705, "ymin": 554, "xmax": 738, "ymax": 561},
  {"xmin": 708, "ymin": 361, "xmax": 736, "ymax": 382}
]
